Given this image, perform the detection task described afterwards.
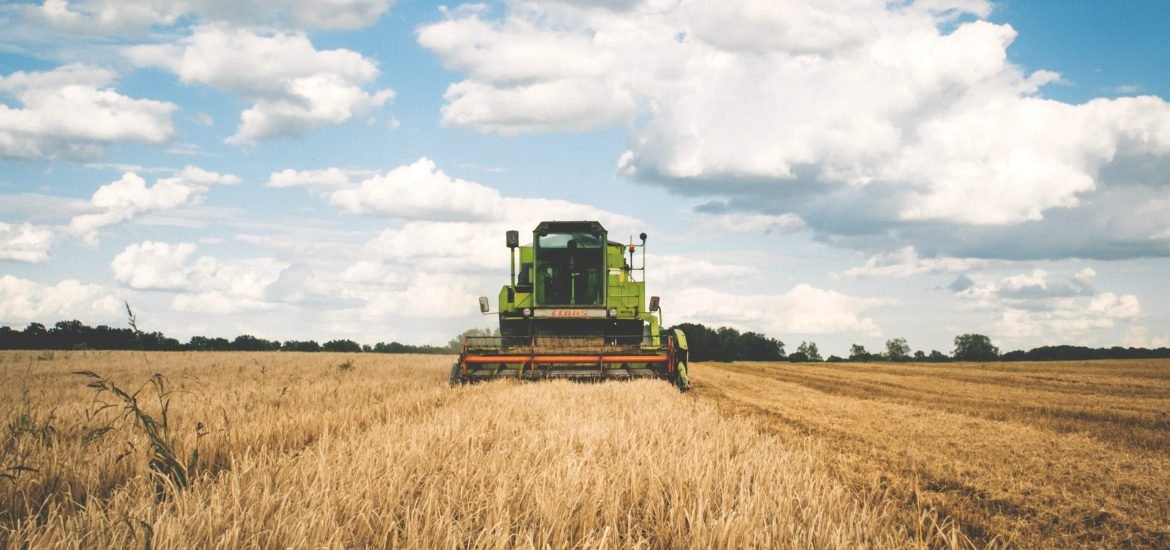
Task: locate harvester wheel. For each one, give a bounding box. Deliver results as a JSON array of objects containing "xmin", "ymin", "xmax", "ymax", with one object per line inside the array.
[
  {"xmin": 675, "ymin": 361, "xmax": 690, "ymax": 392},
  {"xmin": 448, "ymin": 362, "xmax": 462, "ymax": 387}
]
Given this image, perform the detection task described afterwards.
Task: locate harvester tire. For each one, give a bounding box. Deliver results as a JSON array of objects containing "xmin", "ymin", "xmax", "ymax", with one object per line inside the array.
[
  {"xmin": 448, "ymin": 362, "xmax": 462, "ymax": 387},
  {"xmin": 675, "ymin": 361, "xmax": 690, "ymax": 392}
]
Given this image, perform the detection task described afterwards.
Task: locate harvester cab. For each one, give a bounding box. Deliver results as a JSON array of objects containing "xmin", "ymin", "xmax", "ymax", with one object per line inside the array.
[{"xmin": 451, "ymin": 220, "xmax": 690, "ymax": 390}]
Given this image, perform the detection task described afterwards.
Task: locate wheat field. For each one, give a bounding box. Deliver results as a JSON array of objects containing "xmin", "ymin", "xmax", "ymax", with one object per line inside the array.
[
  {"xmin": 693, "ymin": 360, "xmax": 1170, "ymax": 548},
  {"xmin": 2, "ymin": 351, "xmax": 922, "ymax": 548},
  {"xmin": 2, "ymin": 351, "xmax": 1167, "ymax": 548}
]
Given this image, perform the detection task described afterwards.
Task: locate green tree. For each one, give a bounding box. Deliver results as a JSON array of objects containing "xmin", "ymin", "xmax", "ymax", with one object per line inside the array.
[
  {"xmin": 232, "ymin": 334, "xmax": 278, "ymax": 351},
  {"xmin": 953, "ymin": 333, "xmax": 999, "ymax": 361},
  {"xmin": 885, "ymin": 337, "xmax": 910, "ymax": 362},
  {"xmin": 927, "ymin": 350, "xmax": 951, "ymax": 362},
  {"xmin": 792, "ymin": 341, "xmax": 822, "ymax": 362},
  {"xmin": 716, "ymin": 327, "xmax": 743, "ymax": 361},
  {"xmin": 283, "ymin": 340, "xmax": 321, "ymax": 352},
  {"xmin": 671, "ymin": 323, "xmax": 720, "ymax": 361},
  {"xmin": 323, "ymin": 339, "xmax": 362, "ymax": 353},
  {"xmin": 848, "ymin": 343, "xmax": 871, "ymax": 361},
  {"xmin": 738, "ymin": 331, "xmax": 785, "ymax": 360}
]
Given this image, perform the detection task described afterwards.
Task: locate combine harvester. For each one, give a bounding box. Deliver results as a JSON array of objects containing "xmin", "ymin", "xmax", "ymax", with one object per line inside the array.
[{"xmin": 452, "ymin": 221, "xmax": 689, "ymax": 391}]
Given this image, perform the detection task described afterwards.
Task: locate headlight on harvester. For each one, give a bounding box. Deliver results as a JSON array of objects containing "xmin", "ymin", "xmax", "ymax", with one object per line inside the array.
[
  {"xmin": 608, "ymin": 308, "xmax": 617, "ymax": 318},
  {"xmin": 523, "ymin": 308, "xmax": 532, "ymax": 317}
]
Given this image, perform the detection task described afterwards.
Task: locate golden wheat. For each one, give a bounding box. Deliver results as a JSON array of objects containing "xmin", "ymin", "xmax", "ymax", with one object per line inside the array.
[
  {"xmin": 693, "ymin": 360, "xmax": 1170, "ymax": 548},
  {"xmin": 2, "ymin": 351, "xmax": 927, "ymax": 548}
]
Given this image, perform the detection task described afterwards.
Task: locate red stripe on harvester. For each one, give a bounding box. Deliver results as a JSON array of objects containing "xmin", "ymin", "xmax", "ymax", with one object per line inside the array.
[{"xmin": 464, "ymin": 355, "xmax": 668, "ymax": 364}]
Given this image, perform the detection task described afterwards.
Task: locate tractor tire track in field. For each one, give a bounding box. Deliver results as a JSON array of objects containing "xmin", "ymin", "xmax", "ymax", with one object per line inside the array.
[{"xmin": 691, "ymin": 360, "xmax": 1170, "ymax": 548}]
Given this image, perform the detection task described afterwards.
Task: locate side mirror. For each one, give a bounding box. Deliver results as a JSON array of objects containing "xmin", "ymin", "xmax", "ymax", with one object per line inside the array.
[
  {"xmin": 478, "ymin": 296, "xmax": 490, "ymax": 314},
  {"xmin": 649, "ymin": 296, "xmax": 660, "ymax": 312},
  {"xmin": 506, "ymin": 230, "xmax": 519, "ymax": 248}
]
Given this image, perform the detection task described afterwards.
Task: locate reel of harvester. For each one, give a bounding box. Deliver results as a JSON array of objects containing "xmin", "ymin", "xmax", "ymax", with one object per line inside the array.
[{"xmin": 450, "ymin": 221, "xmax": 690, "ymax": 391}]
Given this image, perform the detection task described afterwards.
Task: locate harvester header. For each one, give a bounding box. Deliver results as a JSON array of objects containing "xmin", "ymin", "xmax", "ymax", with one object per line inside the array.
[{"xmin": 451, "ymin": 220, "xmax": 689, "ymax": 390}]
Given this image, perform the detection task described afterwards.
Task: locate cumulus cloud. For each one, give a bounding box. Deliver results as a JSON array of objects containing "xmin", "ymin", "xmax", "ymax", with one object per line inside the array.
[
  {"xmin": 110, "ymin": 240, "xmax": 289, "ymax": 314},
  {"xmin": 993, "ymin": 292, "xmax": 1140, "ymax": 341},
  {"xmin": 954, "ymin": 269, "xmax": 1100, "ymax": 305},
  {"xmin": 418, "ymin": 15, "xmax": 635, "ymax": 134},
  {"xmin": 273, "ymin": 157, "xmax": 641, "ymax": 230},
  {"xmin": 1123, "ymin": 326, "xmax": 1169, "ymax": 348},
  {"xmin": 332, "ymin": 272, "xmax": 483, "ymax": 320},
  {"xmin": 995, "ymin": 269, "xmax": 1095, "ymax": 300},
  {"xmin": 330, "ymin": 158, "xmax": 504, "ymax": 221},
  {"xmin": 24, "ymin": 0, "xmax": 392, "ymax": 32},
  {"xmin": 266, "ymin": 167, "xmax": 364, "ymax": 190},
  {"xmin": 673, "ymin": 284, "xmax": 885, "ymax": 336},
  {"xmin": 0, "ymin": 275, "xmax": 122, "ymax": 324},
  {"xmin": 0, "ymin": 63, "xmax": 176, "ymax": 160},
  {"xmin": 69, "ymin": 166, "xmax": 239, "ymax": 244},
  {"xmin": 417, "ymin": 0, "xmax": 1170, "ymax": 260},
  {"xmin": 953, "ymin": 268, "xmax": 1140, "ymax": 344},
  {"xmin": 0, "ymin": 222, "xmax": 55, "ymax": 263},
  {"xmin": 110, "ymin": 241, "xmax": 197, "ymax": 289},
  {"xmin": 700, "ymin": 212, "xmax": 806, "ymax": 235},
  {"xmin": 126, "ymin": 25, "xmax": 394, "ymax": 143},
  {"xmin": 838, "ymin": 246, "xmax": 989, "ymax": 278},
  {"xmin": 646, "ymin": 253, "xmax": 758, "ymax": 287}
]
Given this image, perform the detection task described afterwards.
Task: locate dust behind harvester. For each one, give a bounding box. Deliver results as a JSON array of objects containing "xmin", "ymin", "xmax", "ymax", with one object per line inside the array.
[{"xmin": 452, "ymin": 221, "xmax": 689, "ymax": 390}]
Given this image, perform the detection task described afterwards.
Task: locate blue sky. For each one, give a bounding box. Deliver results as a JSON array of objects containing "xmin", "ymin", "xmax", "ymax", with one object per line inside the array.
[{"xmin": 2, "ymin": 0, "xmax": 1169, "ymax": 356}]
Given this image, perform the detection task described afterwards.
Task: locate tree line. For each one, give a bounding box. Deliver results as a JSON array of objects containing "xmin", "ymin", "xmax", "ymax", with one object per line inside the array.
[
  {"xmin": 669, "ymin": 323, "xmax": 1170, "ymax": 363},
  {"xmin": 0, "ymin": 320, "xmax": 452, "ymax": 354},
  {"xmin": 4, "ymin": 318, "xmax": 1168, "ymax": 362}
]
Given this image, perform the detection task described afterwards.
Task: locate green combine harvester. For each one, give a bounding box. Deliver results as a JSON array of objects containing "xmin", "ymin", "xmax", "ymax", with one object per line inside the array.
[{"xmin": 451, "ymin": 221, "xmax": 689, "ymax": 390}]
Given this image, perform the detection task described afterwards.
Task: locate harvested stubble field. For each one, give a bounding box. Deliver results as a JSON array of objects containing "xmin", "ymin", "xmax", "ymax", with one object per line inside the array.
[{"xmin": 1, "ymin": 351, "xmax": 1168, "ymax": 548}]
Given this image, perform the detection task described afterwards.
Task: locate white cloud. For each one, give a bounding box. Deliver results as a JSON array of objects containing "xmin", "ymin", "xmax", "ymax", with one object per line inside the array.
[
  {"xmin": 1122, "ymin": 326, "xmax": 1169, "ymax": 348},
  {"xmin": 126, "ymin": 25, "xmax": 394, "ymax": 143},
  {"xmin": 0, "ymin": 275, "xmax": 122, "ymax": 324},
  {"xmin": 1087, "ymin": 292, "xmax": 1140, "ymax": 320},
  {"xmin": 955, "ymin": 269, "xmax": 1100, "ymax": 306},
  {"xmin": 673, "ymin": 284, "xmax": 885, "ymax": 336},
  {"xmin": 995, "ymin": 269, "xmax": 1095, "ymax": 299},
  {"xmin": 838, "ymin": 246, "xmax": 988, "ymax": 278},
  {"xmin": 265, "ymin": 167, "xmax": 362, "ymax": 190},
  {"xmin": 110, "ymin": 241, "xmax": 197, "ymax": 289},
  {"xmin": 330, "ymin": 158, "xmax": 504, "ymax": 221},
  {"xmin": 110, "ymin": 240, "xmax": 289, "ymax": 314},
  {"xmin": 273, "ymin": 158, "xmax": 645, "ymax": 268},
  {"xmin": 171, "ymin": 292, "xmax": 281, "ymax": 315},
  {"xmin": 417, "ymin": 1, "xmax": 1170, "ymax": 237},
  {"xmin": 0, "ymin": 222, "xmax": 55, "ymax": 263},
  {"xmin": 440, "ymin": 78, "xmax": 636, "ymax": 135},
  {"xmin": 993, "ymin": 292, "xmax": 1141, "ymax": 341},
  {"xmin": 702, "ymin": 212, "xmax": 806, "ymax": 235},
  {"xmin": 332, "ymin": 272, "xmax": 482, "ymax": 320},
  {"xmin": 0, "ymin": 63, "xmax": 176, "ymax": 160},
  {"xmin": 191, "ymin": 112, "xmax": 214, "ymax": 127},
  {"xmin": 186, "ymin": 255, "xmax": 288, "ymax": 301},
  {"xmin": 25, "ymin": 0, "xmax": 392, "ymax": 32},
  {"xmin": 364, "ymin": 222, "xmax": 502, "ymax": 271},
  {"xmin": 68, "ymin": 166, "xmax": 239, "ymax": 244},
  {"xmin": 954, "ymin": 268, "xmax": 1140, "ymax": 343},
  {"xmin": 646, "ymin": 253, "xmax": 758, "ymax": 287}
]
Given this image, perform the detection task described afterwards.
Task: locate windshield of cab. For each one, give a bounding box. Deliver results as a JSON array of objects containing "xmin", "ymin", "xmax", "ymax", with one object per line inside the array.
[{"xmin": 535, "ymin": 232, "xmax": 604, "ymax": 306}]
